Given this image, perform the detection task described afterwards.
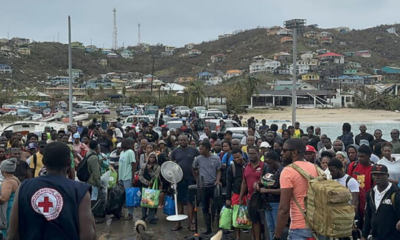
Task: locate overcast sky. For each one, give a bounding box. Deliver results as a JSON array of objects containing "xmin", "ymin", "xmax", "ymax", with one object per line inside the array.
[{"xmin": 1, "ymin": 0, "xmax": 399, "ymax": 48}]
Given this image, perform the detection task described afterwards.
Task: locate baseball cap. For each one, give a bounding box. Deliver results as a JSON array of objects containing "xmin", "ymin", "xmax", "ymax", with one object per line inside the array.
[
  {"xmin": 158, "ymin": 140, "xmax": 166, "ymax": 146},
  {"xmin": 260, "ymin": 142, "xmax": 271, "ymax": 149},
  {"xmin": 28, "ymin": 143, "xmax": 38, "ymax": 149},
  {"xmin": 73, "ymin": 133, "xmax": 80, "ymax": 139},
  {"xmin": 305, "ymin": 145, "xmax": 317, "ymax": 153},
  {"xmin": 371, "ymin": 164, "xmax": 389, "ymax": 174}
]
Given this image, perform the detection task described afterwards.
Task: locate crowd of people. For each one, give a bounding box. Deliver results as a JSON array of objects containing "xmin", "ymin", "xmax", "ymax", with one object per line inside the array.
[{"xmin": 0, "ymin": 115, "xmax": 400, "ymax": 240}]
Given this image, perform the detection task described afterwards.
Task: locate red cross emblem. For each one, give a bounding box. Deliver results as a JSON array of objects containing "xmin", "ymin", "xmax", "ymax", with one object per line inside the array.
[
  {"xmin": 38, "ymin": 196, "xmax": 53, "ymax": 213},
  {"xmin": 31, "ymin": 188, "xmax": 64, "ymax": 221}
]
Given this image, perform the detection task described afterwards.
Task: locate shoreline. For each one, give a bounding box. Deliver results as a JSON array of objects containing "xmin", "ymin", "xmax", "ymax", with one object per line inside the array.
[{"xmin": 243, "ymin": 108, "xmax": 400, "ymax": 123}]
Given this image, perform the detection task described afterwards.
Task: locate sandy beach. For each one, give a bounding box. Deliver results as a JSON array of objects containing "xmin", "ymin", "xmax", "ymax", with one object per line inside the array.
[{"xmin": 244, "ymin": 108, "xmax": 400, "ymax": 123}]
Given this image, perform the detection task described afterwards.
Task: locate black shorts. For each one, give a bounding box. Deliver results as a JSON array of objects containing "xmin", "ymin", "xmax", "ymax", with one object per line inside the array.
[{"xmin": 177, "ymin": 179, "xmax": 195, "ymax": 203}]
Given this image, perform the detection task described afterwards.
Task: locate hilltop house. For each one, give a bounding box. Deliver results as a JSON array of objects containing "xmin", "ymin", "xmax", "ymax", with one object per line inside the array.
[
  {"xmin": 0, "ymin": 46, "xmax": 12, "ymax": 51},
  {"xmin": 267, "ymin": 26, "xmax": 282, "ymax": 35},
  {"xmin": 280, "ymin": 37, "xmax": 293, "ymax": 44},
  {"xmin": 224, "ymin": 70, "xmax": 243, "ymax": 79},
  {"xmin": 273, "ymin": 80, "xmax": 317, "ymax": 91},
  {"xmin": 0, "ymin": 38, "xmax": 8, "ymax": 44},
  {"xmin": 387, "ymin": 27, "xmax": 397, "ymax": 35},
  {"xmin": 71, "ymin": 41, "xmax": 85, "ymax": 50},
  {"xmin": 317, "ymin": 52, "xmax": 345, "ymax": 64},
  {"xmin": 344, "ymin": 69, "xmax": 358, "ymax": 75},
  {"xmin": 288, "ymin": 64, "xmax": 309, "ymax": 75},
  {"xmin": 120, "ymin": 49, "xmax": 133, "ymax": 59},
  {"xmin": 198, "ymin": 71, "xmax": 214, "ymax": 80},
  {"xmin": 319, "ymin": 37, "xmax": 333, "ymax": 44},
  {"xmin": 297, "ymin": 59, "xmax": 319, "ymax": 68},
  {"xmin": 185, "ymin": 43, "xmax": 195, "ymax": 49},
  {"xmin": 107, "ymin": 53, "xmax": 118, "ymax": 58},
  {"xmin": 161, "ymin": 51, "xmax": 173, "ymax": 57},
  {"xmin": 274, "ymin": 52, "xmax": 291, "ymax": 61},
  {"xmin": 277, "ymin": 29, "xmax": 293, "ymax": 36},
  {"xmin": 188, "ymin": 49, "xmax": 201, "ymax": 57},
  {"xmin": 205, "ymin": 76, "xmax": 223, "ymax": 86},
  {"xmin": 250, "ymin": 59, "xmax": 281, "ymax": 74},
  {"xmin": 316, "ymin": 49, "xmax": 330, "ymax": 54},
  {"xmin": 165, "ymin": 46, "xmax": 175, "ymax": 52},
  {"xmin": 83, "ymin": 77, "xmax": 116, "ymax": 88},
  {"xmin": 50, "ymin": 76, "xmax": 71, "ymax": 85},
  {"xmin": 85, "ymin": 45, "xmax": 98, "ymax": 53},
  {"xmin": 11, "ymin": 37, "xmax": 30, "ymax": 45},
  {"xmin": 301, "ymin": 52, "xmax": 314, "ymax": 60},
  {"xmin": 65, "ymin": 69, "xmax": 83, "ymax": 78},
  {"xmin": 334, "ymin": 27, "xmax": 350, "ymax": 33},
  {"xmin": 348, "ymin": 62, "xmax": 362, "ymax": 68},
  {"xmin": 102, "ymin": 49, "xmax": 113, "ymax": 55},
  {"xmin": 18, "ymin": 47, "xmax": 31, "ymax": 55},
  {"xmin": 218, "ymin": 34, "xmax": 232, "ymax": 39},
  {"xmin": 302, "ymin": 73, "xmax": 320, "ymax": 81},
  {"xmin": 328, "ymin": 75, "xmax": 370, "ymax": 88},
  {"xmin": 0, "ymin": 64, "xmax": 12, "ymax": 74},
  {"xmin": 304, "ymin": 31, "xmax": 318, "ymax": 39},
  {"xmin": 355, "ymin": 50, "xmax": 371, "ymax": 58},
  {"xmin": 177, "ymin": 77, "xmax": 194, "ymax": 83},
  {"xmin": 211, "ymin": 54, "xmax": 226, "ymax": 63},
  {"xmin": 381, "ymin": 66, "xmax": 400, "ymax": 74},
  {"xmin": 319, "ymin": 32, "xmax": 333, "ymax": 37}
]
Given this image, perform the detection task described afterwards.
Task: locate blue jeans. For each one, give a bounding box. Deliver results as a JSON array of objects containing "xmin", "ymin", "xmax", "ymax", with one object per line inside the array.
[
  {"xmin": 122, "ymin": 179, "xmax": 134, "ymax": 215},
  {"xmin": 265, "ymin": 202, "xmax": 279, "ymax": 240},
  {"xmin": 288, "ymin": 228, "xmax": 313, "ymax": 240}
]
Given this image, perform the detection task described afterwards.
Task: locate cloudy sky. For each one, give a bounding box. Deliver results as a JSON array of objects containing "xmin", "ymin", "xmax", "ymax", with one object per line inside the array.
[{"xmin": 1, "ymin": 0, "xmax": 399, "ymax": 48}]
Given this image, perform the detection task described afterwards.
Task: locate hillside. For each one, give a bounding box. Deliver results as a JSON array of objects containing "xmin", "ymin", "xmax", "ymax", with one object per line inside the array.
[{"xmin": 1, "ymin": 23, "xmax": 400, "ymax": 86}]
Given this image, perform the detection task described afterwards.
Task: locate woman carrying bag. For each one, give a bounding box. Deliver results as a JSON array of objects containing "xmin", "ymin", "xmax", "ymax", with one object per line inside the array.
[
  {"xmin": 0, "ymin": 158, "xmax": 20, "ymax": 239},
  {"xmin": 139, "ymin": 152, "xmax": 161, "ymax": 224}
]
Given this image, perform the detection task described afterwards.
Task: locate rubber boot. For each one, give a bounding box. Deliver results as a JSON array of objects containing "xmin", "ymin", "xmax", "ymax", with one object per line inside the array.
[{"xmin": 202, "ymin": 213, "xmax": 212, "ymax": 235}]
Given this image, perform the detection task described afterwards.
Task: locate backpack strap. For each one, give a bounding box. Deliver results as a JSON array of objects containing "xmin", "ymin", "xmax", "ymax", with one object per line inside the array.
[
  {"xmin": 391, "ymin": 192, "xmax": 396, "ymax": 211},
  {"xmin": 291, "ymin": 196, "xmax": 318, "ymax": 240},
  {"xmin": 345, "ymin": 175, "xmax": 352, "ymax": 188},
  {"xmin": 288, "ymin": 162, "xmax": 313, "ymax": 181}
]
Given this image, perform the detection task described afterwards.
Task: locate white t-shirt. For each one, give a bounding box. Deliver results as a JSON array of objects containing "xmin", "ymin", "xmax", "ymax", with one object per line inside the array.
[
  {"xmin": 240, "ymin": 136, "xmax": 247, "ymax": 145},
  {"xmin": 335, "ymin": 174, "xmax": 360, "ymax": 193},
  {"xmin": 370, "ymin": 154, "xmax": 380, "ymax": 164},
  {"xmin": 374, "ymin": 182, "xmax": 392, "ymax": 209},
  {"xmin": 377, "ymin": 157, "xmax": 400, "ymax": 182}
]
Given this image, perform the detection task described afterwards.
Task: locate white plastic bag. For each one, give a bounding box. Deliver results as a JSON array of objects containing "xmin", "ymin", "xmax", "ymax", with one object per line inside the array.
[{"xmin": 101, "ymin": 170, "xmax": 112, "ymax": 188}]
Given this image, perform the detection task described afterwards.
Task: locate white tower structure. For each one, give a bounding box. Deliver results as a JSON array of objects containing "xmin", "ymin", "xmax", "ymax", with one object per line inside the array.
[{"xmin": 112, "ymin": 7, "xmax": 118, "ymax": 50}]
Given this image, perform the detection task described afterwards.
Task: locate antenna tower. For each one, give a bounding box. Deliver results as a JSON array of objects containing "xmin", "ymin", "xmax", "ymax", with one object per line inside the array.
[
  {"xmin": 138, "ymin": 23, "xmax": 141, "ymax": 46},
  {"xmin": 112, "ymin": 7, "xmax": 118, "ymax": 50}
]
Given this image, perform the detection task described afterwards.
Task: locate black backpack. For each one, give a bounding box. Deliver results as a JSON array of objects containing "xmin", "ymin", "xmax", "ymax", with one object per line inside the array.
[{"xmin": 77, "ymin": 153, "xmax": 97, "ymax": 182}]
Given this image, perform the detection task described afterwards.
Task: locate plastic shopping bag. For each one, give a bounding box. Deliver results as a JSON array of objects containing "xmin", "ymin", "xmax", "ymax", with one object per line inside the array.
[
  {"xmin": 126, "ymin": 187, "xmax": 141, "ymax": 207},
  {"xmin": 141, "ymin": 179, "xmax": 160, "ymax": 208},
  {"xmin": 108, "ymin": 171, "xmax": 118, "ymax": 189},
  {"xmin": 163, "ymin": 195, "xmax": 175, "ymax": 215},
  {"xmin": 232, "ymin": 205, "xmax": 252, "ymax": 229},
  {"xmin": 101, "ymin": 170, "xmax": 111, "ymax": 187},
  {"xmin": 219, "ymin": 206, "xmax": 233, "ymax": 230}
]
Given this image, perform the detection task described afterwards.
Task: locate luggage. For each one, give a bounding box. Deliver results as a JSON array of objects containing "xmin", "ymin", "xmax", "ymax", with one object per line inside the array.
[
  {"xmin": 105, "ymin": 182, "xmax": 125, "ymax": 218},
  {"xmin": 289, "ymin": 163, "xmax": 355, "ymax": 238}
]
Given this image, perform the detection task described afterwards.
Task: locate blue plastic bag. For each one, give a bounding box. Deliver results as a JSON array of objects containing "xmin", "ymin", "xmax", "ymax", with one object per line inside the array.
[
  {"xmin": 163, "ymin": 195, "xmax": 175, "ymax": 215},
  {"xmin": 126, "ymin": 187, "xmax": 141, "ymax": 207}
]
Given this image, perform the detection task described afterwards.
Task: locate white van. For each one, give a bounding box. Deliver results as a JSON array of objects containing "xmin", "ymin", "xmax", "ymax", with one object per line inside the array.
[{"xmin": 122, "ymin": 115, "xmax": 151, "ymax": 128}]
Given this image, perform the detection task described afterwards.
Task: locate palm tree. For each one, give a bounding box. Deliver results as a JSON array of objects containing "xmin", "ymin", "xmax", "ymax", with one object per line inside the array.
[
  {"xmin": 86, "ymin": 87, "xmax": 94, "ymax": 100},
  {"xmin": 243, "ymin": 74, "xmax": 260, "ymax": 101}
]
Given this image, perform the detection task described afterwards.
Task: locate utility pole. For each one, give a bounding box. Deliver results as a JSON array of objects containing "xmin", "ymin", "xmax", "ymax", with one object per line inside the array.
[
  {"xmin": 291, "ymin": 28, "xmax": 297, "ymax": 124},
  {"xmin": 150, "ymin": 56, "xmax": 155, "ymax": 95},
  {"xmin": 68, "ymin": 16, "xmax": 73, "ymax": 126},
  {"xmin": 112, "ymin": 7, "xmax": 118, "ymax": 50}
]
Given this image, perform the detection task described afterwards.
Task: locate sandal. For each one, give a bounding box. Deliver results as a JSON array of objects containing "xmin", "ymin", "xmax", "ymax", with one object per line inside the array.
[{"xmin": 171, "ymin": 225, "xmax": 182, "ymax": 231}]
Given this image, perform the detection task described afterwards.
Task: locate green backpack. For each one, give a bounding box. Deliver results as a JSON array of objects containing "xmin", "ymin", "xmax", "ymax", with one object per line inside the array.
[{"xmin": 288, "ymin": 163, "xmax": 355, "ymax": 238}]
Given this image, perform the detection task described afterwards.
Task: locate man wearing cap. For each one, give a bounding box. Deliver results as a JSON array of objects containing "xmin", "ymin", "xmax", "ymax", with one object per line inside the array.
[
  {"xmin": 260, "ymin": 142, "xmax": 271, "ymax": 161},
  {"xmin": 304, "ymin": 145, "xmax": 317, "ymax": 164},
  {"xmin": 27, "ymin": 141, "xmax": 47, "ymax": 177},
  {"xmin": 362, "ymin": 164, "xmax": 400, "ymax": 240},
  {"xmin": 158, "ymin": 140, "xmax": 171, "ymax": 159}
]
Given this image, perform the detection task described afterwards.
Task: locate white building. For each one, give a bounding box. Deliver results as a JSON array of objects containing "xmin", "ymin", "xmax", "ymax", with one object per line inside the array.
[
  {"xmin": 300, "ymin": 53, "xmax": 313, "ymax": 60},
  {"xmin": 0, "ymin": 64, "xmax": 12, "ymax": 74},
  {"xmin": 165, "ymin": 46, "xmax": 175, "ymax": 52},
  {"xmin": 277, "ymin": 29, "xmax": 293, "ymax": 36},
  {"xmin": 120, "ymin": 50, "xmax": 133, "ymax": 59},
  {"xmin": 205, "ymin": 76, "xmax": 223, "ymax": 86},
  {"xmin": 297, "ymin": 59, "xmax": 319, "ymax": 67},
  {"xmin": 250, "ymin": 59, "xmax": 281, "ymax": 74},
  {"xmin": 288, "ymin": 64, "xmax": 310, "ymax": 75},
  {"xmin": 387, "ymin": 27, "xmax": 397, "ymax": 35},
  {"xmin": 0, "ymin": 38, "xmax": 8, "ymax": 44},
  {"xmin": 224, "ymin": 70, "xmax": 243, "ymax": 79}
]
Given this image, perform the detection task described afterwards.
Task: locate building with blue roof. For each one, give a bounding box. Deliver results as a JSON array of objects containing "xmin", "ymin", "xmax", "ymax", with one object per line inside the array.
[
  {"xmin": 381, "ymin": 66, "xmax": 400, "ymax": 74},
  {"xmin": 198, "ymin": 71, "xmax": 214, "ymax": 80}
]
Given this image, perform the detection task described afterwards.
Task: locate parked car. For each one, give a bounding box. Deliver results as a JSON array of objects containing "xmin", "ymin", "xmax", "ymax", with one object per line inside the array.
[
  {"xmin": 73, "ymin": 104, "xmax": 91, "ymax": 114},
  {"xmin": 176, "ymin": 106, "xmax": 190, "ymax": 116},
  {"xmin": 226, "ymin": 127, "xmax": 261, "ymax": 139},
  {"xmin": 99, "ymin": 107, "xmax": 111, "ymax": 114},
  {"xmin": 82, "ymin": 106, "xmax": 105, "ymax": 114},
  {"xmin": 116, "ymin": 105, "xmax": 132, "ymax": 115},
  {"xmin": 122, "ymin": 115, "xmax": 151, "ymax": 129},
  {"xmin": 193, "ymin": 106, "xmax": 206, "ymax": 114},
  {"xmin": 203, "ymin": 110, "xmax": 224, "ymax": 119},
  {"xmin": 205, "ymin": 119, "xmax": 240, "ymax": 132},
  {"xmin": 119, "ymin": 109, "xmax": 135, "ymax": 117}
]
